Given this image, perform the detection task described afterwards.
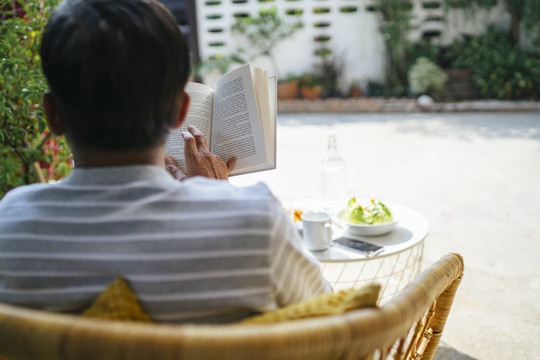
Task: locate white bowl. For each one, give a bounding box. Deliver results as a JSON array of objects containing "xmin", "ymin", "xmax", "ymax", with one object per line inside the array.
[{"xmin": 337, "ymin": 210, "xmax": 399, "ymax": 236}]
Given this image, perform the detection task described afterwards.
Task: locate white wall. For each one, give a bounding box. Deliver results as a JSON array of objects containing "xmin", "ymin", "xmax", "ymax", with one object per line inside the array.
[
  {"xmin": 195, "ymin": 0, "xmax": 508, "ymax": 89},
  {"xmin": 441, "ymin": 4, "xmax": 509, "ymax": 45}
]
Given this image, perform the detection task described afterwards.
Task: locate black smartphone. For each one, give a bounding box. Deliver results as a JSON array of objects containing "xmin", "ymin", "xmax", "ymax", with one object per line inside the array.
[{"xmin": 333, "ymin": 237, "xmax": 384, "ymax": 255}]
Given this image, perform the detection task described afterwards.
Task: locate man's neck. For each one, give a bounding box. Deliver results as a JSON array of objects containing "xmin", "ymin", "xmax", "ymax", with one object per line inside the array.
[{"xmin": 72, "ymin": 146, "xmax": 165, "ymax": 168}]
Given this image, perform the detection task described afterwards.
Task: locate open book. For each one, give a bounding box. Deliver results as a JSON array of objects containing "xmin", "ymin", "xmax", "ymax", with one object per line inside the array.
[{"xmin": 165, "ymin": 64, "xmax": 277, "ymax": 176}]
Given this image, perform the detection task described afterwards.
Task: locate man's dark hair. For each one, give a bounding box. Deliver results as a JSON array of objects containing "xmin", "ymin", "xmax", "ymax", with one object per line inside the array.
[{"xmin": 40, "ymin": 0, "xmax": 190, "ymax": 151}]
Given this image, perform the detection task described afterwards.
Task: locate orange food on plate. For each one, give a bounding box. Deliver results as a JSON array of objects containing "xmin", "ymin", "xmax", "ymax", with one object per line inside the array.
[{"xmin": 293, "ymin": 208, "xmax": 304, "ymax": 223}]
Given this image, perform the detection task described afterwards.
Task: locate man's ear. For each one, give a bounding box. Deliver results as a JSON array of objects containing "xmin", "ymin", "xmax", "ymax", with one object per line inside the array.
[
  {"xmin": 171, "ymin": 91, "xmax": 191, "ymax": 130},
  {"xmin": 43, "ymin": 92, "xmax": 65, "ymax": 136}
]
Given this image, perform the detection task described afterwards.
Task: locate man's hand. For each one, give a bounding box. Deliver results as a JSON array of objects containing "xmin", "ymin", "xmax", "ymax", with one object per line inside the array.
[{"xmin": 182, "ymin": 125, "xmax": 235, "ymax": 180}]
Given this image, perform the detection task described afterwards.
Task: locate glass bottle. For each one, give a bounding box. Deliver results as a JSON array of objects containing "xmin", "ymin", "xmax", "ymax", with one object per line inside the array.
[{"xmin": 321, "ymin": 133, "xmax": 347, "ymax": 211}]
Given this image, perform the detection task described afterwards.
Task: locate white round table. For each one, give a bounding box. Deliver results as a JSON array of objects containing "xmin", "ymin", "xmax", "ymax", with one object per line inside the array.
[{"xmin": 305, "ymin": 202, "xmax": 429, "ymax": 303}]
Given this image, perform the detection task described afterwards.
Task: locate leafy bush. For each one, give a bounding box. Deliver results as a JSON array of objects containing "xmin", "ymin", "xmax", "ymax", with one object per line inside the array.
[
  {"xmin": 0, "ymin": 0, "xmax": 72, "ymax": 198},
  {"xmin": 406, "ymin": 39, "xmax": 442, "ymax": 71},
  {"xmin": 408, "ymin": 57, "xmax": 448, "ymax": 96},
  {"xmin": 447, "ymin": 26, "xmax": 540, "ymax": 100},
  {"xmin": 366, "ymin": 80, "xmax": 385, "ymax": 97}
]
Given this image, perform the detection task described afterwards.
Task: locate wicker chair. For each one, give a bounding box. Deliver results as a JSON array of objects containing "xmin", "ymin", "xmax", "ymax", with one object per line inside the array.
[{"xmin": 0, "ymin": 253, "xmax": 464, "ymax": 360}]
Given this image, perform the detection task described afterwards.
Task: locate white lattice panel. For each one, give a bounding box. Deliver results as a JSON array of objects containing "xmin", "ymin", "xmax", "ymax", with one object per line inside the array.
[{"xmin": 195, "ymin": 0, "xmax": 507, "ymax": 88}]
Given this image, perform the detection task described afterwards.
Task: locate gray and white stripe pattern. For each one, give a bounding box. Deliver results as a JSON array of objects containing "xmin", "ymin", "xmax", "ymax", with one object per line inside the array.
[{"xmin": 0, "ymin": 166, "xmax": 328, "ymax": 323}]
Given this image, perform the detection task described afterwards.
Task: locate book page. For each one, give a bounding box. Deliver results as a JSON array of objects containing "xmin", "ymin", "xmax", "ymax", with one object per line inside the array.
[
  {"xmin": 268, "ymin": 76, "xmax": 277, "ymax": 166},
  {"xmin": 237, "ymin": 75, "xmax": 277, "ymax": 175},
  {"xmin": 164, "ymin": 82, "xmax": 214, "ymax": 167},
  {"xmin": 210, "ymin": 64, "xmax": 267, "ymax": 176},
  {"xmin": 252, "ymin": 70, "xmax": 276, "ymax": 168}
]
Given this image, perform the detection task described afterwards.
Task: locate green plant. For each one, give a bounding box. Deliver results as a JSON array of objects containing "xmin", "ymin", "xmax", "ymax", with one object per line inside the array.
[
  {"xmin": 348, "ymin": 79, "xmax": 363, "ymax": 97},
  {"xmin": 314, "ymin": 35, "xmax": 331, "ymax": 43},
  {"xmin": 373, "ymin": 0, "xmax": 414, "ymax": 97},
  {"xmin": 285, "ymin": 9, "xmax": 302, "ymax": 16},
  {"xmin": 192, "ymin": 53, "xmax": 246, "ymax": 80},
  {"xmin": 1, "ymin": 0, "xmax": 72, "ymax": 198},
  {"xmin": 298, "ymin": 72, "xmax": 322, "ymax": 99},
  {"xmin": 349, "ymin": 79, "xmax": 362, "ymax": 89},
  {"xmin": 298, "ymin": 73, "xmax": 321, "ymax": 89},
  {"xmin": 408, "ymin": 57, "xmax": 449, "ymax": 96},
  {"xmin": 283, "ymin": 72, "xmax": 300, "ymax": 82},
  {"xmin": 231, "ymin": 6, "xmax": 303, "ymax": 78},
  {"xmin": 366, "ymin": 80, "xmax": 385, "ymax": 97},
  {"xmin": 447, "ymin": 26, "xmax": 540, "ymax": 99},
  {"xmin": 314, "ymin": 49, "xmax": 346, "ymax": 98},
  {"xmin": 340, "ymin": 6, "xmax": 358, "ymax": 14},
  {"xmin": 406, "ymin": 39, "xmax": 442, "ymax": 72},
  {"xmin": 277, "ymin": 73, "xmax": 300, "ymax": 99},
  {"xmin": 313, "ymin": 7, "xmax": 330, "ymax": 14}
]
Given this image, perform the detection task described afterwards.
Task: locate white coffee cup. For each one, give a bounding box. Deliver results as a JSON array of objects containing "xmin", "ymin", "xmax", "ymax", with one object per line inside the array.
[{"xmin": 301, "ymin": 212, "xmax": 333, "ymax": 251}]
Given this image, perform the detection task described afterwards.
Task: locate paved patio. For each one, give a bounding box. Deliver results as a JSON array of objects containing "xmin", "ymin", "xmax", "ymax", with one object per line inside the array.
[{"xmin": 230, "ymin": 112, "xmax": 540, "ymax": 359}]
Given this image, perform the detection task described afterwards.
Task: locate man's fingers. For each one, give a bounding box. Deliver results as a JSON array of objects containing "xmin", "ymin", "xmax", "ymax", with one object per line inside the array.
[
  {"xmin": 188, "ymin": 125, "xmax": 208, "ymax": 149},
  {"xmin": 164, "ymin": 155, "xmax": 187, "ymax": 174},
  {"xmin": 164, "ymin": 156, "xmax": 186, "ymax": 181},
  {"xmin": 182, "ymin": 131, "xmax": 198, "ymax": 156},
  {"xmin": 226, "ymin": 157, "xmax": 236, "ymax": 173},
  {"xmin": 209, "ymin": 155, "xmax": 223, "ymax": 178},
  {"xmin": 164, "ymin": 155, "xmax": 177, "ymax": 167},
  {"xmin": 182, "ymin": 126, "xmax": 230, "ymax": 181},
  {"xmin": 166, "ymin": 165, "xmax": 187, "ymax": 181}
]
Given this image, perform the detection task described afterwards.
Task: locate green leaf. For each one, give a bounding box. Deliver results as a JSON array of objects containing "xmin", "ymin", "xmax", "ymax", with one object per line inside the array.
[{"xmin": 38, "ymin": 119, "xmax": 47, "ymax": 133}]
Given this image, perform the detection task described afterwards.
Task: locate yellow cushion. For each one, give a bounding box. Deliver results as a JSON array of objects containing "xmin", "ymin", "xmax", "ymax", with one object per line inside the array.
[
  {"xmin": 81, "ymin": 278, "xmax": 152, "ymax": 322},
  {"xmin": 239, "ymin": 283, "xmax": 381, "ymax": 324}
]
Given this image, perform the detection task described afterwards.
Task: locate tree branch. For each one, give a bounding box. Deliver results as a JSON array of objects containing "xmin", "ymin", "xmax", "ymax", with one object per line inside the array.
[{"xmin": 37, "ymin": 131, "xmax": 52, "ymax": 150}]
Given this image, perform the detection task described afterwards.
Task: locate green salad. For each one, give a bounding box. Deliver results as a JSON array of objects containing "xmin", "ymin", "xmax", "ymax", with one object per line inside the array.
[{"xmin": 340, "ymin": 198, "xmax": 393, "ymax": 225}]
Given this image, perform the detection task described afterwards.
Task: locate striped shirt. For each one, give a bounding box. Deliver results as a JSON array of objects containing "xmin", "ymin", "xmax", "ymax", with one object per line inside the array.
[{"xmin": 0, "ymin": 166, "xmax": 328, "ymax": 323}]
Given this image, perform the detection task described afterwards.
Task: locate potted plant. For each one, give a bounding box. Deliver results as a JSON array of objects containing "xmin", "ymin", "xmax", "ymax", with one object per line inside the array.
[
  {"xmin": 277, "ymin": 73, "xmax": 300, "ymax": 99},
  {"xmin": 299, "ymin": 73, "xmax": 322, "ymax": 100},
  {"xmin": 349, "ymin": 79, "xmax": 363, "ymax": 98}
]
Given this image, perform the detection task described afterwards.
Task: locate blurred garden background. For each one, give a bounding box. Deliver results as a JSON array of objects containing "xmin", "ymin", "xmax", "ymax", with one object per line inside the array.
[
  {"xmin": 1, "ymin": 0, "xmax": 539, "ymax": 198},
  {"xmin": 1, "ymin": 1, "xmax": 540, "ymax": 359}
]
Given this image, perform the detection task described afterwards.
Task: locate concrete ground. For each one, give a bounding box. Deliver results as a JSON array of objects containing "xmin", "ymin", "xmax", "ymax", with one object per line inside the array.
[{"xmin": 230, "ymin": 112, "xmax": 540, "ymax": 360}]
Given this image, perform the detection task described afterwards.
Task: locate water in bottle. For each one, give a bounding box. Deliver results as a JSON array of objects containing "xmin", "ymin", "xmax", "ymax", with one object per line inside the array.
[{"xmin": 321, "ymin": 133, "xmax": 347, "ymax": 212}]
